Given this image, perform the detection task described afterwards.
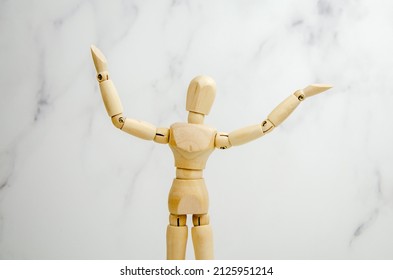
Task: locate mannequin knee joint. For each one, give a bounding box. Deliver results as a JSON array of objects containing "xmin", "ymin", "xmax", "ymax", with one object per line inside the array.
[
  {"xmin": 193, "ymin": 214, "xmax": 209, "ymax": 226},
  {"xmin": 169, "ymin": 214, "xmax": 187, "ymax": 226}
]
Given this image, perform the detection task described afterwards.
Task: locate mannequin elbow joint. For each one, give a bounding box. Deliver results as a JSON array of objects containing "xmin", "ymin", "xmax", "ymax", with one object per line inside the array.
[{"xmin": 111, "ymin": 114, "xmax": 125, "ymax": 129}]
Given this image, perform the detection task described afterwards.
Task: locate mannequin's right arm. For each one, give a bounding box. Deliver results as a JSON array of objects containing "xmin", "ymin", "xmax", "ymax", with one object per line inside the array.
[{"xmin": 90, "ymin": 45, "xmax": 169, "ymax": 143}]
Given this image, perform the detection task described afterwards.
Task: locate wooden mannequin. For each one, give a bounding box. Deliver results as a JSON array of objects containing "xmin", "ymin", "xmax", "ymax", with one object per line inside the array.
[{"xmin": 91, "ymin": 45, "xmax": 332, "ymax": 260}]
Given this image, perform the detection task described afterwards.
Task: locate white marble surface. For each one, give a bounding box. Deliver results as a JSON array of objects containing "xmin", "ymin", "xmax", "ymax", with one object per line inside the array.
[{"xmin": 1, "ymin": 0, "xmax": 393, "ymax": 259}]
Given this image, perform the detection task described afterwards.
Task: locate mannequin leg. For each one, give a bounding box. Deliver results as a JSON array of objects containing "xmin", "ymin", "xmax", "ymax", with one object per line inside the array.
[
  {"xmin": 191, "ymin": 214, "xmax": 214, "ymax": 260},
  {"xmin": 166, "ymin": 214, "xmax": 188, "ymax": 260}
]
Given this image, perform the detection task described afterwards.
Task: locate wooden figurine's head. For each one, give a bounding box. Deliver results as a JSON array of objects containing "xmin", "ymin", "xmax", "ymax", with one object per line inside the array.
[{"xmin": 186, "ymin": 76, "xmax": 216, "ymax": 116}]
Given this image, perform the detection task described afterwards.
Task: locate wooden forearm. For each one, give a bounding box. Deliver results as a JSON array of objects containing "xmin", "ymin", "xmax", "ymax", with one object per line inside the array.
[
  {"xmin": 99, "ymin": 80, "xmax": 123, "ymax": 117},
  {"xmin": 267, "ymin": 94, "xmax": 300, "ymax": 127}
]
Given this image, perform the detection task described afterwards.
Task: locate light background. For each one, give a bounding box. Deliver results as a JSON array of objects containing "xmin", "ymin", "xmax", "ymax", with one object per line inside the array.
[{"xmin": 1, "ymin": 0, "xmax": 393, "ymax": 259}]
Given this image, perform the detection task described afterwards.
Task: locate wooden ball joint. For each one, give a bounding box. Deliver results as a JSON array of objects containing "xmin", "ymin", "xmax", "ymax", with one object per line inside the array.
[{"xmin": 90, "ymin": 45, "xmax": 332, "ymax": 260}]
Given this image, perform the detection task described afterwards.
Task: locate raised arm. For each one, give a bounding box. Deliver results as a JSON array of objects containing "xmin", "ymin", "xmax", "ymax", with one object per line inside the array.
[
  {"xmin": 90, "ymin": 45, "xmax": 169, "ymax": 144},
  {"xmin": 215, "ymin": 84, "xmax": 332, "ymax": 149}
]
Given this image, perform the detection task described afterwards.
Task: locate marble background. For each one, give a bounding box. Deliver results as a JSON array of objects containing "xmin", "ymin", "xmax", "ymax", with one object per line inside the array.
[{"xmin": 0, "ymin": 0, "xmax": 393, "ymax": 260}]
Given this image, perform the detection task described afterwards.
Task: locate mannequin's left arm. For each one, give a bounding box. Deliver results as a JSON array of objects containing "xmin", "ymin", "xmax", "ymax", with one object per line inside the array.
[{"xmin": 215, "ymin": 84, "xmax": 332, "ymax": 149}]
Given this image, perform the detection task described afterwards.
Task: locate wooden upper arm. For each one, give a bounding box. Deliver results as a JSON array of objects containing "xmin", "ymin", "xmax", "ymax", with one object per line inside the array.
[{"xmin": 218, "ymin": 120, "xmax": 274, "ymax": 147}]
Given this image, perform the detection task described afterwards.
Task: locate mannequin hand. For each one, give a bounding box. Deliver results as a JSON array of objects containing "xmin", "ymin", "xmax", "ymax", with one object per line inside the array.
[
  {"xmin": 90, "ymin": 45, "xmax": 109, "ymax": 82},
  {"xmin": 294, "ymin": 84, "xmax": 332, "ymax": 101}
]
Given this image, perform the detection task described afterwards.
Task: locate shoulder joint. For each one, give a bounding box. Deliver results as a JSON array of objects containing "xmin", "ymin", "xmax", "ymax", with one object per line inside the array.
[
  {"xmin": 215, "ymin": 132, "xmax": 232, "ymax": 149},
  {"xmin": 154, "ymin": 127, "xmax": 170, "ymax": 144}
]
